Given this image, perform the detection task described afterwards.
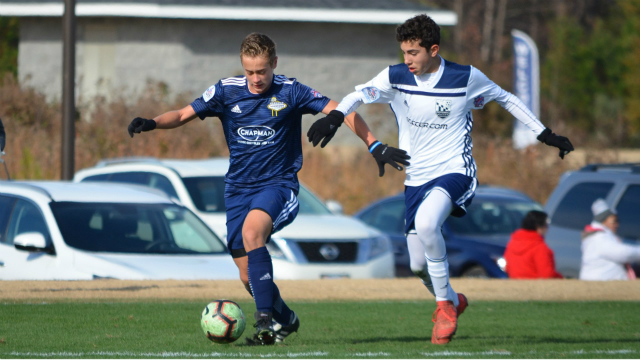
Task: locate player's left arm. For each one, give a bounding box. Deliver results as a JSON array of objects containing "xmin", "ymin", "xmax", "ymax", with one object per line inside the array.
[{"xmin": 468, "ymin": 68, "xmax": 574, "ymax": 159}]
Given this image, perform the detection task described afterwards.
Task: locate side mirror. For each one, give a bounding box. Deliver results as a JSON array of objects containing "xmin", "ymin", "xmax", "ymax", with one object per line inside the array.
[
  {"xmin": 325, "ymin": 200, "xmax": 343, "ymax": 214},
  {"xmin": 14, "ymin": 232, "xmax": 51, "ymax": 253}
]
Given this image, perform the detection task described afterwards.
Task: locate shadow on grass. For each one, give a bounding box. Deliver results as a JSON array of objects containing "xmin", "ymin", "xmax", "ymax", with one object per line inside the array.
[
  {"xmin": 350, "ymin": 335, "xmax": 640, "ymax": 345},
  {"xmin": 453, "ymin": 335, "xmax": 640, "ymax": 345}
]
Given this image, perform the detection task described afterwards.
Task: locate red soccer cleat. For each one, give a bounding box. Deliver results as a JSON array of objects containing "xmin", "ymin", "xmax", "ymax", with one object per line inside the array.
[
  {"xmin": 456, "ymin": 293, "xmax": 468, "ymax": 317},
  {"xmin": 431, "ymin": 300, "xmax": 457, "ymax": 344}
]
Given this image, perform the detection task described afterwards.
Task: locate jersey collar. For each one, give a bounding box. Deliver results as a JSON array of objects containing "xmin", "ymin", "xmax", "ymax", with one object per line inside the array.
[
  {"xmin": 245, "ymin": 74, "xmax": 277, "ymax": 97},
  {"xmin": 416, "ymin": 56, "xmax": 445, "ymax": 89}
]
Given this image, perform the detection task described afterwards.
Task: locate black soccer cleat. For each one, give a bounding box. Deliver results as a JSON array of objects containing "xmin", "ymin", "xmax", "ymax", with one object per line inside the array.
[
  {"xmin": 246, "ymin": 311, "xmax": 276, "ymax": 346},
  {"xmin": 273, "ymin": 312, "xmax": 300, "ymax": 343}
]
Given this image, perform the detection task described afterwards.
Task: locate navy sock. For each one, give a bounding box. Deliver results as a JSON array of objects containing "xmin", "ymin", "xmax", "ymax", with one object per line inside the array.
[
  {"xmin": 272, "ymin": 283, "xmax": 294, "ymax": 325},
  {"xmin": 247, "ymin": 247, "xmax": 274, "ymax": 313}
]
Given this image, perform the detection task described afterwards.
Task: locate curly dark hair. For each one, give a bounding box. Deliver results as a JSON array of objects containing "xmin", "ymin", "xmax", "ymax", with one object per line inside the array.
[{"xmin": 395, "ymin": 14, "xmax": 440, "ymax": 49}]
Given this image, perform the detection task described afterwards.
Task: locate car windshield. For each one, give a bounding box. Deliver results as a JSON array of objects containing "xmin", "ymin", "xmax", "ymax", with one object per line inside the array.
[
  {"xmin": 446, "ymin": 198, "xmax": 543, "ymax": 237},
  {"xmin": 50, "ymin": 202, "xmax": 227, "ymax": 254},
  {"xmin": 182, "ymin": 176, "xmax": 332, "ymax": 215}
]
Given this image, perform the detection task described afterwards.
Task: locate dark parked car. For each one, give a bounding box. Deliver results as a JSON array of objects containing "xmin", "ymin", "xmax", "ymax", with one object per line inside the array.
[{"xmin": 354, "ymin": 186, "xmax": 544, "ymax": 277}]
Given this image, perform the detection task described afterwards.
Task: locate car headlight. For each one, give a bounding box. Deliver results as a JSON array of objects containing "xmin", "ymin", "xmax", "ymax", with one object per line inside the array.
[
  {"xmin": 266, "ymin": 240, "xmax": 287, "ymax": 260},
  {"xmin": 493, "ymin": 256, "xmax": 507, "ymax": 272},
  {"xmin": 366, "ymin": 235, "xmax": 392, "ymax": 260}
]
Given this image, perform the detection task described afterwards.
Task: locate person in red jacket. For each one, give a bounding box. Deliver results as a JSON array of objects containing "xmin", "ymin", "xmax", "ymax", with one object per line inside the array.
[{"xmin": 504, "ymin": 210, "xmax": 563, "ymax": 279}]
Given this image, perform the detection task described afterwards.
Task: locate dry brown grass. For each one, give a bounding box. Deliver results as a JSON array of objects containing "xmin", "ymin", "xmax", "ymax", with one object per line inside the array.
[
  {"xmin": 0, "ymin": 75, "xmax": 228, "ymax": 180},
  {"xmin": 0, "ymin": 76, "xmax": 627, "ymax": 213}
]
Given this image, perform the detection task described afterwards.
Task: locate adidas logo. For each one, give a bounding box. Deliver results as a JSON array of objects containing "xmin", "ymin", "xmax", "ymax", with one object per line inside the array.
[
  {"xmin": 259, "ymin": 273, "xmax": 272, "ymax": 281},
  {"xmin": 231, "ymin": 105, "xmax": 241, "ymax": 113}
]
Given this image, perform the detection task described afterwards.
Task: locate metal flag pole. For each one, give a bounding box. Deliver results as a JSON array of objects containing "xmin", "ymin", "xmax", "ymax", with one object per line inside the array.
[{"xmin": 61, "ymin": 0, "xmax": 76, "ymax": 180}]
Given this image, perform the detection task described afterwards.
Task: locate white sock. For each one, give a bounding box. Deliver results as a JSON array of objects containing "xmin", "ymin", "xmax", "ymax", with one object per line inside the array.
[{"xmin": 415, "ymin": 189, "xmax": 459, "ymax": 304}]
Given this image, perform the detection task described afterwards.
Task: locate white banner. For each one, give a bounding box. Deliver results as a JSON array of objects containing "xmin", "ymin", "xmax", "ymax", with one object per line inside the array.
[{"xmin": 511, "ymin": 29, "xmax": 540, "ymax": 149}]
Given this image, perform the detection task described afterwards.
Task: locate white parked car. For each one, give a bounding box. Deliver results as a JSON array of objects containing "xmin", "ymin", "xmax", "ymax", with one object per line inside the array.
[
  {"xmin": 0, "ymin": 181, "xmax": 238, "ymax": 280},
  {"xmin": 73, "ymin": 158, "xmax": 395, "ymax": 279}
]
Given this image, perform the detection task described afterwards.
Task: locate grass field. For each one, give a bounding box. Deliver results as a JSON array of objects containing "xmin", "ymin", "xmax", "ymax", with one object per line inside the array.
[{"xmin": 1, "ymin": 300, "xmax": 639, "ymax": 359}]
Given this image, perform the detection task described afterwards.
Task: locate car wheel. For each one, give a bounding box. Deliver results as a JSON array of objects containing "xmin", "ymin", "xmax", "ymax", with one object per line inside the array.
[{"xmin": 461, "ymin": 265, "xmax": 489, "ymax": 278}]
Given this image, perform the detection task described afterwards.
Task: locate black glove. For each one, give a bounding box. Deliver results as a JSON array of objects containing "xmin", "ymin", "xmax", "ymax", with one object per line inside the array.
[
  {"xmin": 128, "ymin": 117, "xmax": 157, "ymax": 138},
  {"xmin": 537, "ymin": 128, "xmax": 574, "ymax": 159},
  {"xmin": 369, "ymin": 141, "xmax": 411, "ymax": 177},
  {"xmin": 307, "ymin": 110, "xmax": 344, "ymax": 148}
]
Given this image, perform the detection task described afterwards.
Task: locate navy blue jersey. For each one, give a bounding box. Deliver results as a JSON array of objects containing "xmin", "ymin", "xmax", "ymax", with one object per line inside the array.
[{"xmin": 191, "ymin": 74, "xmax": 330, "ymax": 193}]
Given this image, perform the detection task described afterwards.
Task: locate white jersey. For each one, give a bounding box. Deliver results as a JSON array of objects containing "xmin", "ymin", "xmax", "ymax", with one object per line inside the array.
[{"xmin": 337, "ymin": 57, "xmax": 546, "ymax": 187}]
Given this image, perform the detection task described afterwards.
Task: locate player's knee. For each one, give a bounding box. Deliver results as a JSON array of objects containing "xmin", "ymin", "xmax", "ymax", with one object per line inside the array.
[
  {"xmin": 409, "ymin": 255, "xmax": 427, "ymax": 276},
  {"xmin": 242, "ymin": 228, "xmax": 264, "ymax": 250},
  {"xmin": 411, "ymin": 265, "xmax": 428, "ymax": 278},
  {"xmin": 415, "ymin": 220, "xmax": 440, "ymax": 238}
]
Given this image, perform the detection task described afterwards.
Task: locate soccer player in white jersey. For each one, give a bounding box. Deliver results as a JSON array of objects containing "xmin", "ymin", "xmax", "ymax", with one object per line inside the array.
[
  {"xmin": 127, "ymin": 33, "xmax": 408, "ymax": 345},
  {"xmin": 308, "ymin": 15, "xmax": 573, "ymax": 344}
]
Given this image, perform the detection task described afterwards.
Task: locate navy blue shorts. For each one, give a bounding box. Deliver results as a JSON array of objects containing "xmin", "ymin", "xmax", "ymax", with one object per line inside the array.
[
  {"xmin": 225, "ymin": 186, "xmax": 299, "ymax": 258},
  {"xmin": 404, "ymin": 173, "xmax": 477, "ymax": 234}
]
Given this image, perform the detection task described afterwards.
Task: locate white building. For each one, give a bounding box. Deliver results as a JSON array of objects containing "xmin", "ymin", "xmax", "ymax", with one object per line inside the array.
[{"xmin": 1, "ymin": 0, "xmax": 455, "ymax": 143}]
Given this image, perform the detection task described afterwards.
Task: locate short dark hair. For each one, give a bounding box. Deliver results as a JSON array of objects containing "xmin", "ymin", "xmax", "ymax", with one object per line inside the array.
[
  {"xmin": 240, "ymin": 33, "xmax": 277, "ymax": 66},
  {"xmin": 521, "ymin": 211, "xmax": 549, "ymax": 231},
  {"xmin": 395, "ymin": 14, "xmax": 440, "ymax": 49}
]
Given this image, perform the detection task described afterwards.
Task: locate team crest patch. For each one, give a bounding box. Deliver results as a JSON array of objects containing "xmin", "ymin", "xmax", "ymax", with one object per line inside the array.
[
  {"xmin": 435, "ymin": 99, "xmax": 452, "ymax": 119},
  {"xmin": 311, "ymin": 89, "xmax": 323, "ymax": 98},
  {"xmin": 361, "ymin": 87, "xmax": 381, "ymax": 104},
  {"xmin": 267, "ymin": 97, "xmax": 287, "ymax": 116},
  {"xmin": 474, "ymin": 95, "xmax": 484, "ymax": 108},
  {"xmin": 203, "ymin": 85, "xmax": 216, "ymax": 102}
]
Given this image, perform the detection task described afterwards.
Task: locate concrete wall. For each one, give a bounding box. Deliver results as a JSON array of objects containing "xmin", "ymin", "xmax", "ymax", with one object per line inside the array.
[{"xmin": 18, "ymin": 17, "xmax": 403, "ymax": 144}]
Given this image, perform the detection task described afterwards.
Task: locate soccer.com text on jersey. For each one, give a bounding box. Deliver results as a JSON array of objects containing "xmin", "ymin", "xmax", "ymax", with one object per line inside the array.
[{"xmin": 406, "ymin": 117, "xmax": 449, "ymax": 130}]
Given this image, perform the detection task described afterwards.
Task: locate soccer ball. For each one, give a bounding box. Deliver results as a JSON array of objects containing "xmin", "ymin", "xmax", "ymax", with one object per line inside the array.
[{"xmin": 200, "ymin": 300, "xmax": 246, "ymax": 344}]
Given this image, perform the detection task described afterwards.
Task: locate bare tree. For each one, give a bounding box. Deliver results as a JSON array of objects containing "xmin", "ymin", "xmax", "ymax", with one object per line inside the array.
[
  {"xmin": 492, "ymin": 0, "xmax": 508, "ymax": 62},
  {"xmin": 453, "ymin": 0, "xmax": 464, "ymax": 54},
  {"xmin": 530, "ymin": 0, "xmax": 539, "ymax": 41},
  {"xmin": 481, "ymin": 0, "xmax": 496, "ymax": 63}
]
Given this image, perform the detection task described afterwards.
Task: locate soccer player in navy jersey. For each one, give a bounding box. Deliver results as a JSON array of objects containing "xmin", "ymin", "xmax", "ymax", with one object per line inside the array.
[
  {"xmin": 128, "ymin": 33, "xmax": 409, "ymax": 345},
  {"xmin": 308, "ymin": 15, "xmax": 573, "ymax": 344}
]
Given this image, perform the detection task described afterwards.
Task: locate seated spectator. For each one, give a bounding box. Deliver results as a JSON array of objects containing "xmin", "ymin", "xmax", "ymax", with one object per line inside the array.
[
  {"xmin": 579, "ymin": 199, "xmax": 640, "ymax": 281},
  {"xmin": 504, "ymin": 210, "xmax": 563, "ymax": 279}
]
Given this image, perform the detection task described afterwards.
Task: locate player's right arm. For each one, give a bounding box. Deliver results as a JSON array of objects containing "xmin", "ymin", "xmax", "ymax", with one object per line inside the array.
[
  {"xmin": 127, "ymin": 105, "xmax": 197, "ymax": 138},
  {"xmin": 153, "ymin": 105, "xmax": 198, "ymax": 129},
  {"xmin": 336, "ymin": 67, "xmax": 396, "ymax": 116},
  {"xmin": 128, "ymin": 82, "xmax": 224, "ymax": 138}
]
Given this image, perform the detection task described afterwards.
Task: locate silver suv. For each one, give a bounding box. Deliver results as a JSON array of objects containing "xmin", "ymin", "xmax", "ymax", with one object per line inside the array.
[
  {"xmin": 73, "ymin": 157, "xmax": 394, "ymax": 279},
  {"xmin": 544, "ymin": 163, "xmax": 640, "ymax": 278}
]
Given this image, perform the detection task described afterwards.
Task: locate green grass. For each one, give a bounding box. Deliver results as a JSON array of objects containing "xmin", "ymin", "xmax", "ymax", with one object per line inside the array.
[{"xmin": 0, "ymin": 301, "xmax": 639, "ymax": 358}]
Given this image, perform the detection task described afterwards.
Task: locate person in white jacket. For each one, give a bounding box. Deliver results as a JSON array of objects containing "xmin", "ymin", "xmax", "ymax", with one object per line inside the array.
[{"xmin": 579, "ymin": 198, "xmax": 640, "ymax": 280}]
